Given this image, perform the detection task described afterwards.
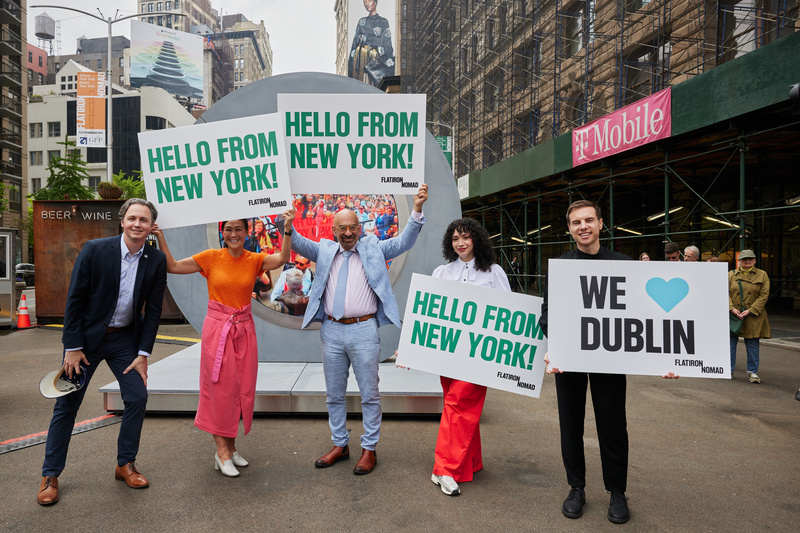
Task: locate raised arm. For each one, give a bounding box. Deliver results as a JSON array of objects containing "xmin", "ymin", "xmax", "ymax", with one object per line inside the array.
[
  {"xmin": 150, "ymin": 225, "xmax": 202, "ymax": 274},
  {"xmin": 262, "ymin": 209, "xmax": 295, "ymax": 271}
]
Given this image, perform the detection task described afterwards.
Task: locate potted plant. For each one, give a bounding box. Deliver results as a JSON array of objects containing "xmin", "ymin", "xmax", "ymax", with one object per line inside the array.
[{"xmin": 97, "ymin": 181, "xmax": 123, "ymax": 199}]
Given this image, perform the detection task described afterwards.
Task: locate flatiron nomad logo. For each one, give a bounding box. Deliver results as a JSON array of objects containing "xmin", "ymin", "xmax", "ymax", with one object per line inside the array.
[{"xmin": 572, "ymin": 88, "xmax": 671, "ymax": 166}]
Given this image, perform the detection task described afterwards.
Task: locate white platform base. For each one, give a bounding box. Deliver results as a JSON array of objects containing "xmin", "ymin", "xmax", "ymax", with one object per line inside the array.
[{"xmin": 99, "ymin": 343, "xmax": 444, "ymax": 414}]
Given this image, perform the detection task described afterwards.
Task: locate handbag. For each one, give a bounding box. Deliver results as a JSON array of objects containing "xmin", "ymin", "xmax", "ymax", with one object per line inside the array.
[{"xmin": 729, "ymin": 279, "xmax": 745, "ymax": 334}]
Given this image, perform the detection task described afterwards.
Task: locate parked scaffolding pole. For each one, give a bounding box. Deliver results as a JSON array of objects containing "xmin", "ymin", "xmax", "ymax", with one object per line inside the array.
[
  {"xmin": 739, "ymin": 135, "xmax": 747, "ymax": 251},
  {"xmin": 664, "ymin": 150, "xmax": 670, "ymax": 245},
  {"xmin": 523, "ymin": 197, "xmax": 529, "ymax": 294}
]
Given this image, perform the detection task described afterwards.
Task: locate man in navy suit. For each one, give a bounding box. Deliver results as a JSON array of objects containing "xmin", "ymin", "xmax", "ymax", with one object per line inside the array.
[
  {"xmin": 37, "ymin": 199, "xmax": 167, "ymax": 506},
  {"xmin": 291, "ymin": 184, "xmax": 428, "ymax": 476}
]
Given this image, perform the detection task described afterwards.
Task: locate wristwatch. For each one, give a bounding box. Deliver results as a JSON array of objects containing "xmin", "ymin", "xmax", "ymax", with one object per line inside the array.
[{"xmin": 284, "ymin": 228, "xmax": 293, "ymax": 236}]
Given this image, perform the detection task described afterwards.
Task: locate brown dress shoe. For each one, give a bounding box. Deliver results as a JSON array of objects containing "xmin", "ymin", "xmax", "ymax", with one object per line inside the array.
[
  {"xmin": 37, "ymin": 476, "xmax": 59, "ymax": 505},
  {"xmin": 315, "ymin": 445, "xmax": 350, "ymax": 468},
  {"xmin": 114, "ymin": 462, "xmax": 150, "ymax": 488},
  {"xmin": 353, "ymin": 449, "xmax": 377, "ymax": 475}
]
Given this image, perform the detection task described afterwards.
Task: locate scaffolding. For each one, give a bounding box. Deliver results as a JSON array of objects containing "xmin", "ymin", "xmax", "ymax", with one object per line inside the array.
[{"xmin": 403, "ymin": 0, "xmax": 800, "ymax": 300}]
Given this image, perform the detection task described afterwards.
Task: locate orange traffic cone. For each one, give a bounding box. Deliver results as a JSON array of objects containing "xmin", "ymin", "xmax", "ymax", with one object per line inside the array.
[{"xmin": 16, "ymin": 294, "xmax": 32, "ymax": 329}]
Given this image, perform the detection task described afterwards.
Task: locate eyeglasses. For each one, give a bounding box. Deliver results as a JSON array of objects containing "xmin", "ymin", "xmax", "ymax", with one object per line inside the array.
[{"xmin": 335, "ymin": 224, "xmax": 360, "ymax": 233}]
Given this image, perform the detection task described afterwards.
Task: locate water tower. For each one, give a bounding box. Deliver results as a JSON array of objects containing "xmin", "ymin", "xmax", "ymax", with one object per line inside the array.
[{"xmin": 35, "ymin": 12, "xmax": 56, "ymax": 55}]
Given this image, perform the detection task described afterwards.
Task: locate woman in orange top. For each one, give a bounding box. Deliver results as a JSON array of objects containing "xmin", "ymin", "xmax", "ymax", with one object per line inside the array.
[{"xmin": 152, "ymin": 209, "xmax": 294, "ymax": 477}]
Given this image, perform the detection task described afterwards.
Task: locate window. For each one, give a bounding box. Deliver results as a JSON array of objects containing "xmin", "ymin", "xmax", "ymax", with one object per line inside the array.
[
  {"xmin": 61, "ymin": 84, "xmax": 66, "ymax": 91},
  {"xmin": 120, "ymin": 75, "xmax": 124, "ymax": 85},
  {"xmin": 28, "ymin": 51, "xmax": 32, "ymax": 63},
  {"xmin": 48, "ymin": 150, "xmax": 60, "ymax": 163},
  {"xmin": 515, "ymin": 39, "xmax": 541, "ymax": 88},
  {"xmin": 68, "ymin": 75, "xmax": 73, "ymax": 81},
  {"xmin": 563, "ymin": 1, "xmax": 587, "ymax": 57},
  {"xmin": 166, "ymin": 1, "xmax": 172, "ymax": 9},
  {"xmin": 28, "ymin": 70, "xmax": 32, "ymax": 82},
  {"xmin": 47, "ymin": 122, "xmax": 61, "ymax": 137},
  {"xmin": 39, "ymin": 74, "xmax": 44, "ymax": 84},
  {"xmin": 31, "ymin": 178, "xmax": 41, "ymax": 193},
  {"xmin": 145, "ymin": 116, "xmax": 167, "ymax": 130},
  {"xmin": 626, "ymin": 0, "xmax": 651, "ymax": 11},
  {"xmin": 157, "ymin": 2, "xmax": 163, "ymax": 10},
  {"xmin": 97, "ymin": 59, "xmax": 103, "ymax": 70},
  {"xmin": 622, "ymin": 41, "xmax": 671, "ymax": 105},
  {"xmin": 515, "ymin": 110, "xmax": 540, "ymax": 151},
  {"xmin": 157, "ymin": 16, "xmax": 163, "ymax": 25},
  {"xmin": 142, "ymin": 4, "xmax": 147, "ymax": 13},
  {"xmin": 39, "ymin": 56, "xmax": 43, "ymax": 67},
  {"xmin": 174, "ymin": 0, "xmax": 179, "ymax": 8},
  {"xmin": 87, "ymin": 148, "xmax": 107, "ymax": 163},
  {"xmin": 30, "ymin": 151, "xmax": 43, "ymax": 165},
  {"xmin": 9, "ymin": 186, "xmax": 20, "ymax": 212},
  {"xmin": 55, "ymin": 63, "xmax": 60, "ymax": 71},
  {"xmin": 149, "ymin": 17, "xmax": 154, "ymax": 23},
  {"xmin": 484, "ymin": 69, "xmax": 503, "ymax": 112},
  {"xmin": 148, "ymin": 3, "xmax": 154, "ymax": 12},
  {"xmin": 89, "ymin": 176, "xmax": 100, "ymax": 190},
  {"xmin": 484, "ymin": 130, "xmax": 503, "ymax": 167}
]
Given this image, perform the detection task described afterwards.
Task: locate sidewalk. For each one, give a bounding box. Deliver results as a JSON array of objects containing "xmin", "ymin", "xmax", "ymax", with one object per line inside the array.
[{"xmin": 1, "ymin": 320, "xmax": 798, "ymax": 531}]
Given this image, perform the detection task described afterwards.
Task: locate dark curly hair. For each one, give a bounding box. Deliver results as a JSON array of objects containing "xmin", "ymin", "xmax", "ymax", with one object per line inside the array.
[{"xmin": 441, "ymin": 218, "xmax": 495, "ymax": 272}]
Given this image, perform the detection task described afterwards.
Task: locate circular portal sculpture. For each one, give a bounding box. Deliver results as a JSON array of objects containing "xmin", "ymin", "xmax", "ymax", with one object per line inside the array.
[{"xmin": 163, "ymin": 72, "xmax": 461, "ymax": 362}]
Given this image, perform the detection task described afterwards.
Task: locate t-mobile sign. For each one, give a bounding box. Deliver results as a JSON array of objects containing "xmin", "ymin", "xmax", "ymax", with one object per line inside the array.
[{"xmin": 572, "ymin": 88, "xmax": 671, "ymax": 167}]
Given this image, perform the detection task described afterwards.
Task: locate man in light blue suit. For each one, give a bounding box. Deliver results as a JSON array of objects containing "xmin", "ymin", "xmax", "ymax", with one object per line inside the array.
[{"xmin": 291, "ymin": 184, "xmax": 429, "ymax": 475}]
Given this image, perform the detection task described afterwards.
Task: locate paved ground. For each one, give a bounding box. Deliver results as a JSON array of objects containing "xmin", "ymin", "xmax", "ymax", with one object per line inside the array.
[{"xmin": 1, "ymin": 296, "xmax": 798, "ymax": 532}]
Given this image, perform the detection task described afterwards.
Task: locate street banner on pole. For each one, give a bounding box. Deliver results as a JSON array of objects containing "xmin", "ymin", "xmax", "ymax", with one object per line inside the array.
[
  {"xmin": 547, "ymin": 260, "xmax": 730, "ymax": 378},
  {"xmin": 397, "ymin": 274, "xmax": 548, "ymax": 398},
  {"xmin": 277, "ymin": 93, "xmax": 426, "ymax": 194},
  {"xmin": 138, "ymin": 114, "xmax": 293, "ymax": 229},
  {"xmin": 76, "ymin": 72, "xmax": 105, "ymax": 147}
]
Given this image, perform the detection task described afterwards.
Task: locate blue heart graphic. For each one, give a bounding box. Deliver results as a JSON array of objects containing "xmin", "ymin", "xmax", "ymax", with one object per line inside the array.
[{"xmin": 645, "ymin": 277, "xmax": 689, "ymax": 313}]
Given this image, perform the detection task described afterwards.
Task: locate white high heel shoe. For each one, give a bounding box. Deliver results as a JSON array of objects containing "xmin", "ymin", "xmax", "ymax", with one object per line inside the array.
[
  {"xmin": 214, "ymin": 453, "xmax": 240, "ymax": 477},
  {"xmin": 231, "ymin": 451, "xmax": 249, "ymax": 467}
]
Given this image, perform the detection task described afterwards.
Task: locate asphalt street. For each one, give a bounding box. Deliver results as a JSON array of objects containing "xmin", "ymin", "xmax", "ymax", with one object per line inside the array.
[{"xmin": 0, "ymin": 298, "xmax": 798, "ymax": 532}]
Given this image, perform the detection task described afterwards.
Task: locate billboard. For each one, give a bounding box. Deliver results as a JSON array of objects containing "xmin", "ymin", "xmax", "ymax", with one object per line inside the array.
[
  {"xmin": 347, "ymin": 0, "xmax": 397, "ymax": 87},
  {"xmin": 76, "ymin": 72, "xmax": 105, "ymax": 147},
  {"xmin": 129, "ymin": 20, "xmax": 203, "ymax": 99}
]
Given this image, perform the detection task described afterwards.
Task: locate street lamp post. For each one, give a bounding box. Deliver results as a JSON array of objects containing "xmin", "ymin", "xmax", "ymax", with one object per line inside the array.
[{"xmin": 32, "ymin": 6, "xmax": 184, "ymax": 181}]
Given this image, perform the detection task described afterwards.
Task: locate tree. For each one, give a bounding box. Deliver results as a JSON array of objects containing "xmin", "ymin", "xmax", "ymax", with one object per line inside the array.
[
  {"xmin": 112, "ymin": 169, "xmax": 147, "ymax": 200},
  {"xmin": 32, "ymin": 136, "xmax": 95, "ymax": 200}
]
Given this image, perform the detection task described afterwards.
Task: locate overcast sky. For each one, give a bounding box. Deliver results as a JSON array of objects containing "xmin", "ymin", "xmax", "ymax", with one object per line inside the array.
[{"xmin": 27, "ymin": 0, "xmax": 337, "ymax": 75}]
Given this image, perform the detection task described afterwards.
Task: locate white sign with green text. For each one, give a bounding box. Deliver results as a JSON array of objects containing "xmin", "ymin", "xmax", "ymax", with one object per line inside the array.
[
  {"xmin": 138, "ymin": 113, "xmax": 292, "ymax": 229},
  {"xmin": 397, "ymin": 274, "xmax": 548, "ymax": 398},
  {"xmin": 277, "ymin": 93, "xmax": 426, "ymax": 194}
]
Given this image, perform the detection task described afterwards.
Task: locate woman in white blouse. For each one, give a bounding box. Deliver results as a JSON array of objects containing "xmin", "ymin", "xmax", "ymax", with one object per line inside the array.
[{"xmin": 430, "ymin": 218, "xmax": 512, "ymax": 497}]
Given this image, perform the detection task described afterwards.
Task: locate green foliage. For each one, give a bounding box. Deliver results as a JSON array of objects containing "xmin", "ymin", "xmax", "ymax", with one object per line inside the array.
[
  {"xmin": 0, "ymin": 182, "xmax": 9, "ymax": 214},
  {"xmin": 32, "ymin": 136, "xmax": 95, "ymax": 200},
  {"xmin": 112, "ymin": 170, "xmax": 147, "ymax": 200}
]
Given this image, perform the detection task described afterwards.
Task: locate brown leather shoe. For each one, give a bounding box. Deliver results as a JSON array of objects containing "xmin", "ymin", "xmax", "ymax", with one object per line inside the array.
[
  {"xmin": 37, "ymin": 476, "xmax": 59, "ymax": 505},
  {"xmin": 353, "ymin": 449, "xmax": 377, "ymax": 475},
  {"xmin": 315, "ymin": 445, "xmax": 350, "ymax": 468},
  {"xmin": 114, "ymin": 462, "xmax": 150, "ymax": 488}
]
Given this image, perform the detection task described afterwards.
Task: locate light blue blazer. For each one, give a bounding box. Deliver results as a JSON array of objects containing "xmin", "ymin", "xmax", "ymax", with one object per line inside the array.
[{"xmin": 291, "ymin": 213, "xmax": 426, "ymax": 329}]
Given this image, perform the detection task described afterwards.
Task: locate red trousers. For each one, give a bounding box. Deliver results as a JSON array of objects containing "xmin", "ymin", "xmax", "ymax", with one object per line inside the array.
[{"xmin": 433, "ymin": 377, "xmax": 487, "ymax": 482}]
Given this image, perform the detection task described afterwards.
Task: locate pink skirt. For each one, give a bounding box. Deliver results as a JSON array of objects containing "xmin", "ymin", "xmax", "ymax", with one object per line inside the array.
[{"xmin": 194, "ymin": 301, "xmax": 258, "ymax": 438}]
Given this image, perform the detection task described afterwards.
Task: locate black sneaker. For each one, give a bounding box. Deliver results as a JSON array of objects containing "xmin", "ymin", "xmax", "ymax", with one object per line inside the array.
[
  {"xmin": 562, "ymin": 487, "xmax": 585, "ymax": 519},
  {"xmin": 608, "ymin": 491, "xmax": 630, "ymax": 524}
]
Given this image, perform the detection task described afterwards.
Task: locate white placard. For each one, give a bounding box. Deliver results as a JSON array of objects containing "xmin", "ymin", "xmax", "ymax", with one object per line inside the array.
[
  {"xmin": 139, "ymin": 114, "xmax": 293, "ymax": 229},
  {"xmin": 278, "ymin": 93, "xmax": 426, "ymax": 194},
  {"xmin": 547, "ymin": 260, "xmax": 730, "ymax": 378},
  {"xmin": 397, "ymin": 274, "xmax": 548, "ymax": 398}
]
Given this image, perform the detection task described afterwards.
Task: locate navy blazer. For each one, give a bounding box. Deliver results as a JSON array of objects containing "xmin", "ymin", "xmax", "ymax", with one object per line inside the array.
[{"xmin": 62, "ymin": 235, "xmax": 167, "ymax": 355}]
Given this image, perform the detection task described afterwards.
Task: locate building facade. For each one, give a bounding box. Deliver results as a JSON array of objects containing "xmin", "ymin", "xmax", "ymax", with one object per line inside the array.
[
  {"xmin": 46, "ymin": 36, "xmax": 129, "ymax": 89},
  {"xmin": 1, "ymin": 0, "xmax": 26, "ymax": 262},
  {"xmin": 28, "ymin": 60, "xmax": 195, "ymax": 193},
  {"xmin": 402, "ymin": 0, "xmax": 800, "ymax": 306},
  {"xmin": 26, "ymin": 42, "xmax": 45, "ymax": 92},
  {"xmin": 138, "ymin": 0, "xmax": 218, "ymax": 33}
]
